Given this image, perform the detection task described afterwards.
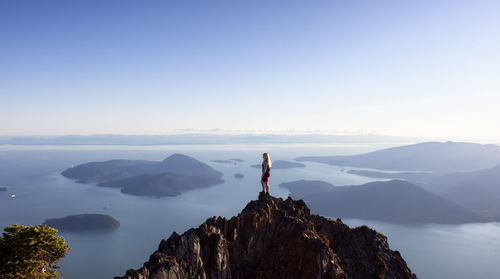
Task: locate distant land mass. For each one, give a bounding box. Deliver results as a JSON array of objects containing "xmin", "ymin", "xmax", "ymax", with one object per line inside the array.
[
  {"xmin": 296, "ymin": 141, "xmax": 500, "ymax": 173},
  {"xmin": 348, "ymin": 164, "xmax": 500, "ymax": 220},
  {"xmin": 211, "ymin": 158, "xmax": 243, "ymax": 164},
  {"xmin": 280, "ymin": 180, "xmax": 485, "ymax": 224},
  {"xmin": 251, "ymin": 160, "xmax": 306, "ymax": 169},
  {"xmin": 62, "ymin": 154, "xmax": 224, "ymax": 197},
  {"xmin": 43, "ymin": 214, "xmax": 120, "ymax": 232},
  {"xmin": 347, "ymin": 170, "xmax": 438, "ymax": 186},
  {"xmin": 62, "ymin": 153, "xmax": 223, "ymax": 183},
  {"xmin": 99, "ymin": 173, "xmax": 224, "ymax": 197},
  {"xmin": 234, "ymin": 173, "xmax": 244, "ymax": 179},
  {"xmin": 211, "ymin": 159, "xmax": 234, "ymax": 164},
  {"xmin": 0, "ymin": 134, "xmax": 416, "ymax": 145},
  {"xmin": 0, "ymin": 187, "xmax": 6, "ymax": 192},
  {"xmin": 115, "ymin": 193, "xmax": 416, "ymax": 279},
  {"xmin": 433, "ymin": 164, "xmax": 500, "ymax": 220}
]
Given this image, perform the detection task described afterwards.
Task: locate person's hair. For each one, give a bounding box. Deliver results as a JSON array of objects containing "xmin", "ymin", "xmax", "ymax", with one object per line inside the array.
[{"xmin": 263, "ymin": 153, "xmax": 272, "ymax": 168}]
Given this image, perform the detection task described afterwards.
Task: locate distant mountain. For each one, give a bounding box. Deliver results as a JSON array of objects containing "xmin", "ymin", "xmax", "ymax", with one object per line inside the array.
[
  {"xmin": 99, "ymin": 173, "xmax": 224, "ymax": 197},
  {"xmin": 431, "ymin": 164, "xmax": 500, "ymax": 219},
  {"xmin": 279, "ymin": 180, "xmax": 335, "ymax": 196},
  {"xmin": 250, "ymin": 160, "xmax": 306, "ymax": 169},
  {"xmin": 62, "ymin": 154, "xmax": 224, "ymax": 197},
  {"xmin": 115, "ymin": 193, "xmax": 416, "ymax": 279},
  {"xmin": 234, "ymin": 173, "xmax": 244, "ymax": 179},
  {"xmin": 0, "ymin": 187, "xmax": 6, "ymax": 192},
  {"xmin": 296, "ymin": 142, "xmax": 500, "ymax": 173},
  {"xmin": 347, "ymin": 170, "xmax": 438, "ymax": 187},
  {"xmin": 346, "ymin": 164, "xmax": 500, "ymax": 220},
  {"xmin": 280, "ymin": 180, "xmax": 485, "ymax": 224},
  {"xmin": 43, "ymin": 214, "xmax": 120, "ymax": 232},
  {"xmin": 62, "ymin": 153, "xmax": 223, "ymax": 183}
]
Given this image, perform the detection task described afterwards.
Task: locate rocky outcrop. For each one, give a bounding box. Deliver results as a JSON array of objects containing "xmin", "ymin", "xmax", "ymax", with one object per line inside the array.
[{"xmin": 115, "ymin": 193, "xmax": 417, "ymax": 279}]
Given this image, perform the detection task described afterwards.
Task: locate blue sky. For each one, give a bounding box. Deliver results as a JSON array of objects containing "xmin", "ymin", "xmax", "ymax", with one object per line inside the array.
[{"xmin": 1, "ymin": 0, "xmax": 499, "ymax": 141}]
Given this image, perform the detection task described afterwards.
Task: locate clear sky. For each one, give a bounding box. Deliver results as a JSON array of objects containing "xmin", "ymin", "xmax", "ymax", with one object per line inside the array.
[{"xmin": 1, "ymin": 0, "xmax": 499, "ymax": 141}]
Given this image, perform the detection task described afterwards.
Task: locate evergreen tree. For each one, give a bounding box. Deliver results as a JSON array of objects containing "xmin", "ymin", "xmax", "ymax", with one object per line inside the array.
[{"xmin": 0, "ymin": 224, "xmax": 69, "ymax": 279}]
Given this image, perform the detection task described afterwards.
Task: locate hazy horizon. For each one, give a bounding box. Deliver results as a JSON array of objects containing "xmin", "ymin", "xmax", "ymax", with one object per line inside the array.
[{"xmin": 2, "ymin": 0, "xmax": 500, "ymax": 141}]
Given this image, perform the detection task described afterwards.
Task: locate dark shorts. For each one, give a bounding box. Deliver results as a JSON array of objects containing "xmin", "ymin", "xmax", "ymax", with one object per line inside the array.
[{"xmin": 261, "ymin": 173, "xmax": 270, "ymax": 182}]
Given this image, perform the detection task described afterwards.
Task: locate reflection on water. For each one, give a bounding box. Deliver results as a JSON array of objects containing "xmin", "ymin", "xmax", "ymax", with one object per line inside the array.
[{"xmin": 0, "ymin": 144, "xmax": 499, "ymax": 279}]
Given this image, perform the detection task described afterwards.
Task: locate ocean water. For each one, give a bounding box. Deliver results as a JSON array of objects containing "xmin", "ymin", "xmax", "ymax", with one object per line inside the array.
[{"xmin": 0, "ymin": 144, "xmax": 499, "ymax": 279}]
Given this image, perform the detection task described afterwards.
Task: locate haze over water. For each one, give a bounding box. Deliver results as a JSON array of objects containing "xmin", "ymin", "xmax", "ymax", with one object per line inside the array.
[{"xmin": 1, "ymin": 143, "xmax": 499, "ymax": 279}]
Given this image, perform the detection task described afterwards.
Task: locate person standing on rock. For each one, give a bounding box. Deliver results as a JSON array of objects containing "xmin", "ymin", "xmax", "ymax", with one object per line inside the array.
[{"xmin": 261, "ymin": 153, "xmax": 272, "ymax": 194}]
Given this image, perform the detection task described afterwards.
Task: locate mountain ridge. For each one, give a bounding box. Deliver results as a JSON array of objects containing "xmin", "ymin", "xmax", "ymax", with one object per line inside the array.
[
  {"xmin": 280, "ymin": 179, "xmax": 485, "ymax": 224},
  {"xmin": 115, "ymin": 193, "xmax": 417, "ymax": 279},
  {"xmin": 296, "ymin": 141, "xmax": 500, "ymax": 173}
]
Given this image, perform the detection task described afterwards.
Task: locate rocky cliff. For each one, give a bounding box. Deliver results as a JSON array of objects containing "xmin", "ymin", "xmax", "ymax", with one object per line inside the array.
[{"xmin": 115, "ymin": 193, "xmax": 417, "ymax": 279}]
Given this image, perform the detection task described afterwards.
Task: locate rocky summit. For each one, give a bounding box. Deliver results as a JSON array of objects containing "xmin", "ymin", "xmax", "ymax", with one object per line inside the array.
[{"xmin": 115, "ymin": 193, "xmax": 417, "ymax": 279}]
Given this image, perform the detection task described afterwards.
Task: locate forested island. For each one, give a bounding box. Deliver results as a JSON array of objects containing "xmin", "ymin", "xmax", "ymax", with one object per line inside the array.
[{"xmin": 62, "ymin": 153, "xmax": 224, "ymax": 198}]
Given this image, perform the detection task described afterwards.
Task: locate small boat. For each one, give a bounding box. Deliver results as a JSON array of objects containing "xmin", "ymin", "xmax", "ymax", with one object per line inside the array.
[{"xmin": 10, "ymin": 194, "xmax": 15, "ymax": 198}]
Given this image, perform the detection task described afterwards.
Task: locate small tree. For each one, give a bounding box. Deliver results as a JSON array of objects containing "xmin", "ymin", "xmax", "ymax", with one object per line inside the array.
[{"xmin": 0, "ymin": 224, "xmax": 70, "ymax": 279}]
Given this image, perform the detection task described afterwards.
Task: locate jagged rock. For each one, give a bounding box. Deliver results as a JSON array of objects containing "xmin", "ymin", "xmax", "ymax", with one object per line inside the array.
[{"xmin": 115, "ymin": 193, "xmax": 417, "ymax": 279}]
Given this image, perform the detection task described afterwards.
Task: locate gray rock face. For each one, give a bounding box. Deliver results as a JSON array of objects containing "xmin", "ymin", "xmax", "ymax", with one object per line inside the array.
[{"xmin": 115, "ymin": 194, "xmax": 417, "ymax": 279}]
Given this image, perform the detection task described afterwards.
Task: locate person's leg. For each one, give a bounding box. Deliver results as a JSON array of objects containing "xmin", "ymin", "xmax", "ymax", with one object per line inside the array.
[
  {"xmin": 261, "ymin": 179, "xmax": 266, "ymax": 192},
  {"xmin": 265, "ymin": 182, "xmax": 269, "ymax": 194}
]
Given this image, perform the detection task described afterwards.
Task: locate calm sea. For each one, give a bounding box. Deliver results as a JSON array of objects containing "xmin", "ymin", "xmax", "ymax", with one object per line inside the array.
[{"xmin": 0, "ymin": 143, "xmax": 499, "ymax": 279}]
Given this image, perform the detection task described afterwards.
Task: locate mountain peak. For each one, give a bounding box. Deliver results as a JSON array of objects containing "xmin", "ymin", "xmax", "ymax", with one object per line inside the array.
[
  {"xmin": 161, "ymin": 153, "xmax": 196, "ymax": 163},
  {"xmin": 115, "ymin": 194, "xmax": 417, "ymax": 279}
]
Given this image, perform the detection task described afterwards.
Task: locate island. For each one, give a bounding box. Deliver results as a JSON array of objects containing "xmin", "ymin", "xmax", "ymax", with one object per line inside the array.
[
  {"xmin": 99, "ymin": 173, "xmax": 224, "ymax": 197},
  {"xmin": 0, "ymin": 187, "xmax": 6, "ymax": 192},
  {"xmin": 210, "ymin": 160, "xmax": 234, "ymax": 164},
  {"xmin": 296, "ymin": 141, "xmax": 500, "ymax": 173},
  {"xmin": 211, "ymin": 158, "xmax": 244, "ymax": 164},
  {"xmin": 234, "ymin": 173, "xmax": 244, "ymax": 179},
  {"xmin": 250, "ymin": 160, "xmax": 306, "ymax": 169},
  {"xmin": 279, "ymin": 179, "xmax": 485, "ymax": 224},
  {"xmin": 62, "ymin": 153, "xmax": 224, "ymax": 197},
  {"xmin": 43, "ymin": 214, "xmax": 120, "ymax": 232}
]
